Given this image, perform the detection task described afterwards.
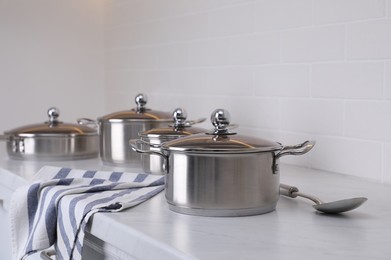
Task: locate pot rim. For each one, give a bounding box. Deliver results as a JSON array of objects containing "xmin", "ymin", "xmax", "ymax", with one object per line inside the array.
[
  {"xmin": 99, "ymin": 118, "xmax": 173, "ymax": 123},
  {"xmin": 4, "ymin": 132, "xmax": 97, "ymax": 138},
  {"xmin": 160, "ymin": 145, "xmax": 282, "ymax": 154}
]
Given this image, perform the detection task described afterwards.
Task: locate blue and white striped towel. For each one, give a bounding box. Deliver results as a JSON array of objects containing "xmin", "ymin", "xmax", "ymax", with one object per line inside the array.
[{"xmin": 10, "ymin": 166, "xmax": 165, "ymax": 260}]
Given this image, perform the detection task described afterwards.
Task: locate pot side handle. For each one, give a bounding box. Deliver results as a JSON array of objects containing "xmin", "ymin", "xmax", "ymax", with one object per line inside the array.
[
  {"xmin": 77, "ymin": 118, "xmax": 98, "ymax": 128},
  {"xmin": 276, "ymin": 140, "xmax": 316, "ymax": 159},
  {"xmin": 185, "ymin": 117, "xmax": 206, "ymax": 126},
  {"xmin": 129, "ymin": 139, "xmax": 168, "ymax": 159}
]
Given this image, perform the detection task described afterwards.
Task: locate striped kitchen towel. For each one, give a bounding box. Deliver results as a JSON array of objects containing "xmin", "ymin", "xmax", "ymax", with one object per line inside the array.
[{"xmin": 10, "ymin": 166, "xmax": 165, "ymax": 260}]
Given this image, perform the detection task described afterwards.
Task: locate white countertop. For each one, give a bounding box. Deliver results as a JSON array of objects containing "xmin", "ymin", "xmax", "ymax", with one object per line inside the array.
[{"xmin": 1, "ymin": 144, "xmax": 390, "ymax": 260}]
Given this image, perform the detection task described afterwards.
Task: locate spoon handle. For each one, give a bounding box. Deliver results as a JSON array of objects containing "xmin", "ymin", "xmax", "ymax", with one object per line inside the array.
[
  {"xmin": 280, "ymin": 183, "xmax": 323, "ymax": 205},
  {"xmin": 279, "ymin": 183, "xmax": 299, "ymax": 198}
]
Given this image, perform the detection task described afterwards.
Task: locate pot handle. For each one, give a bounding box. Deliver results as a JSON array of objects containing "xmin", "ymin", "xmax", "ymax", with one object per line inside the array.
[
  {"xmin": 77, "ymin": 118, "xmax": 98, "ymax": 128},
  {"xmin": 130, "ymin": 139, "xmax": 169, "ymax": 172},
  {"xmin": 129, "ymin": 139, "xmax": 168, "ymax": 159},
  {"xmin": 185, "ymin": 117, "xmax": 206, "ymax": 126},
  {"xmin": 276, "ymin": 140, "xmax": 315, "ymax": 159}
]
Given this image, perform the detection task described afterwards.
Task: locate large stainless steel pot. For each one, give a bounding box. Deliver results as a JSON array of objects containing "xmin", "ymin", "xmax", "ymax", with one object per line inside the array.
[
  {"xmin": 93, "ymin": 93, "xmax": 173, "ymax": 166},
  {"xmin": 137, "ymin": 108, "xmax": 206, "ymax": 175},
  {"xmin": 0, "ymin": 107, "xmax": 98, "ymax": 161},
  {"xmin": 132, "ymin": 109, "xmax": 315, "ymax": 217}
]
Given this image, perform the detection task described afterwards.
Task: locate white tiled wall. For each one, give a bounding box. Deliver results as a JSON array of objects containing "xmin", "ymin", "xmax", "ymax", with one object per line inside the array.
[
  {"xmin": 0, "ymin": 0, "xmax": 107, "ymax": 127},
  {"xmin": 105, "ymin": 0, "xmax": 391, "ymax": 183}
]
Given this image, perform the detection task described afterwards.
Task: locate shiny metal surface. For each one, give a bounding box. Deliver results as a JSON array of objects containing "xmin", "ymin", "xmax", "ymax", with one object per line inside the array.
[
  {"xmin": 98, "ymin": 93, "xmax": 172, "ymax": 166},
  {"xmin": 1, "ymin": 107, "xmax": 98, "ymax": 160},
  {"xmin": 131, "ymin": 108, "xmax": 316, "ymax": 216},
  {"xmin": 99, "ymin": 94, "xmax": 172, "ymax": 122},
  {"xmin": 165, "ymin": 152, "xmax": 280, "ymax": 216},
  {"xmin": 209, "ymin": 108, "xmax": 232, "ymax": 135},
  {"xmin": 138, "ymin": 108, "xmax": 206, "ymax": 174},
  {"xmin": 280, "ymin": 183, "xmax": 368, "ymax": 214},
  {"xmin": 5, "ymin": 107, "xmax": 97, "ymax": 136},
  {"xmin": 161, "ymin": 109, "xmax": 285, "ymax": 153},
  {"xmin": 6, "ymin": 135, "xmax": 98, "ymax": 161},
  {"xmin": 100, "ymin": 120, "xmax": 170, "ymax": 165}
]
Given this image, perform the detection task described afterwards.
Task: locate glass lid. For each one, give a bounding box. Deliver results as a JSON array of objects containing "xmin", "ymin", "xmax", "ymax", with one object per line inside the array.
[
  {"xmin": 139, "ymin": 108, "xmax": 206, "ymax": 139},
  {"xmin": 99, "ymin": 93, "xmax": 172, "ymax": 122},
  {"xmin": 161, "ymin": 109, "xmax": 282, "ymax": 153},
  {"xmin": 5, "ymin": 107, "xmax": 97, "ymax": 136}
]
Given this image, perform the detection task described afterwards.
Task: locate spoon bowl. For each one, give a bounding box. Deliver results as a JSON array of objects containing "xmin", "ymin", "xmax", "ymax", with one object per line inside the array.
[
  {"xmin": 313, "ymin": 197, "xmax": 368, "ymax": 214},
  {"xmin": 280, "ymin": 183, "xmax": 368, "ymax": 214}
]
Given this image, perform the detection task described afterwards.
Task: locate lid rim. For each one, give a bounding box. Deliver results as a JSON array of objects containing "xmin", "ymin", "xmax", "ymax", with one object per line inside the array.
[
  {"xmin": 6, "ymin": 132, "xmax": 98, "ymax": 138},
  {"xmin": 159, "ymin": 132, "xmax": 282, "ymax": 153},
  {"xmin": 160, "ymin": 146, "xmax": 282, "ymax": 154},
  {"xmin": 100, "ymin": 118, "xmax": 174, "ymax": 123}
]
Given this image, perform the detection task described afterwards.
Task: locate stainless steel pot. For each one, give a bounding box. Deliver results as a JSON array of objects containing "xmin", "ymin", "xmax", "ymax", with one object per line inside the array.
[
  {"xmin": 87, "ymin": 93, "xmax": 173, "ymax": 166},
  {"xmin": 137, "ymin": 108, "xmax": 206, "ymax": 175},
  {"xmin": 0, "ymin": 107, "xmax": 98, "ymax": 161},
  {"xmin": 132, "ymin": 109, "xmax": 315, "ymax": 217}
]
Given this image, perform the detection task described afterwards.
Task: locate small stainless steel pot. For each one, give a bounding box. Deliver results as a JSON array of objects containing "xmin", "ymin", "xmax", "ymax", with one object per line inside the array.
[
  {"xmin": 137, "ymin": 108, "xmax": 206, "ymax": 175},
  {"xmin": 0, "ymin": 107, "xmax": 98, "ymax": 161},
  {"xmin": 80, "ymin": 93, "xmax": 173, "ymax": 166},
  {"xmin": 132, "ymin": 109, "xmax": 315, "ymax": 217}
]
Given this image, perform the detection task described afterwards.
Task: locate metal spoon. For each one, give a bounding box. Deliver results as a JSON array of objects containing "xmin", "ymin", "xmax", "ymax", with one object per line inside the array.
[{"xmin": 280, "ymin": 183, "xmax": 367, "ymax": 214}]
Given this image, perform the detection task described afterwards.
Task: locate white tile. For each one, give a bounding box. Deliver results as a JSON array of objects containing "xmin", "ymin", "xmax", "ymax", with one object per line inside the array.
[
  {"xmin": 232, "ymin": 0, "xmax": 255, "ymax": 4},
  {"xmin": 314, "ymin": 0, "xmax": 385, "ymax": 25},
  {"xmin": 345, "ymin": 101, "xmax": 391, "ymax": 142},
  {"xmin": 208, "ymin": 67, "xmax": 254, "ymax": 95},
  {"xmin": 175, "ymin": 13, "xmax": 209, "ymax": 41},
  {"xmin": 254, "ymin": 0, "xmax": 312, "ymax": 32},
  {"xmin": 280, "ymin": 99, "xmax": 344, "ymax": 135},
  {"xmin": 137, "ymin": 13, "xmax": 209, "ymax": 44},
  {"xmin": 136, "ymin": 21, "xmax": 172, "ymax": 45},
  {"xmin": 225, "ymin": 97, "xmax": 281, "ymax": 130},
  {"xmin": 209, "ymin": 4, "xmax": 254, "ymax": 37},
  {"xmin": 253, "ymin": 64, "xmax": 310, "ymax": 97},
  {"xmin": 152, "ymin": 43, "xmax": 189, "ymax": 69},
  {"xmin": 106, "ymin": 90, "xmax": 139, "ymax": 113},
  {"xmin": 107, "ymin": 43, "xmax": 189, "ymax": 70},
  {"xmin": 106, "ymin": 70, "xmax": 144, "ymax": 92},
  {"xmin": 310, "ymin": 136, "xmax": 382, "ymax": 180},
  {"xmin": 190, "ymin": 0, "xmax": 232, "ymax": 12},
  {"xmin": 169, "ymin": 69, "xmax": 209, "ymax": 95},
  {"xmin": 106, "ymin": 24, "xmax": 140, "ymax": 49},
  {"xmin": 312, "ymin": 62, "xmax": 384, "ymax": 99},
  {"xmin": 109, "ymin": 0, "xmax": 157, "ymax": 25},
  {"xmin": 282, "ymin": 25, "xmax": 345, "ymax": 62},
  {"xmin": 139, "ymin": 70, "xmax": 173, "ymax": 93},
  {"xmin": 110, "ymin": 0, "xmax": 191, "ymax": 25},
  {"xmin": 107, "ymin": 1, "xmax": 135, "ymax": 26},
  {"xmin": 231, "ymin": 32, "xmax": 281, "ymax": 65},
  {"xmin": 106, "ymin": 47, "xmax": 155, "ymax": 70},
  {"xmin": 386, "ymin": 61, "xmax": 391, "ymax": 100},
  {"xmin": 106, "ymin": 49, "xmax": 131, "ymax": 70},
  {"xmin": 142, "ymin": 0, "xmax": 192, "ymax": 22},
  {"xmin": 347, "ymin": 19, "xmax": 391, "ymax": 60},
  {"xmin": 189, "ymin": 38, "xmax": 232, "ymax": 66}
]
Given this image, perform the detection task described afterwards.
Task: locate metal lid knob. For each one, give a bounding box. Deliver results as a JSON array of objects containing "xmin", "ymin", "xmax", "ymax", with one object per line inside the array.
[
  {"xmin": 173, "ymin": 108, "xmax": 187, "ymax": 127},
  {"xmin": 47, "ymin": 107, "xmax": 60, "ymax": 125},
  {"xmin": 135, "ymin": 93, "xmax": 148, "ymax": 111},
  {"xmin": 210, "ymin": 109, "xmax": 233, "ymax": 135}
]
